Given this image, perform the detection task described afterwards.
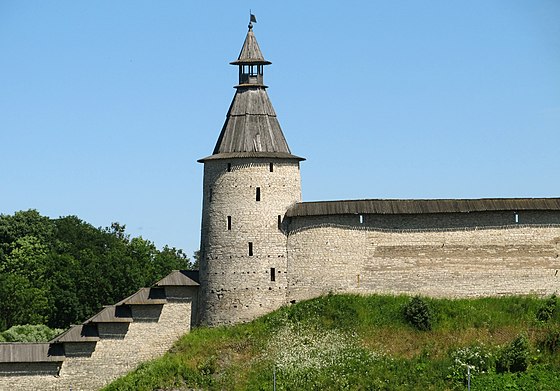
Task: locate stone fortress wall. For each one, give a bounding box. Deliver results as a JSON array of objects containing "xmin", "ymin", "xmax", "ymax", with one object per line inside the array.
[
  {"xmin": 0, "ymin": 272, "xmax": 198, "ymax": 391},
  {"xmin": 286, "ymin": 211, "xmax": 560, "ymax": 303}
]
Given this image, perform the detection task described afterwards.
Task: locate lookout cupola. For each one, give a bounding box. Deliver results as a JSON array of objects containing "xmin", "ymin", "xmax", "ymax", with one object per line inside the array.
[
  {"xmin": 231, "ymin": 23, "xmax": 271, "ymax": 87},
  {"xmin": 197, "ymin": 21, "xmax": 304, "ymax": 326}
]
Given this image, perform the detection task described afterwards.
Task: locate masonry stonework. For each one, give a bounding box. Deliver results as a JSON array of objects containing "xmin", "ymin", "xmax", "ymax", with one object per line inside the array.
[
  {"xmin": 286, "ymin": 213, "xmax": 560, "ymax": 303},
  {"xmin": 0, "ymin": 301, "xmax": 192, "ymax": 391},
  {"xmin": 199, "ymin": 158, "xmax": 301, "ymax": 325}
]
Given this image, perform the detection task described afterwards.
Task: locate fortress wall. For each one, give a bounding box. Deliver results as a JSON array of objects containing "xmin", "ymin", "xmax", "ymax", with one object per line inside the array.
[
  {"xmin": 286, "ymin": 212, "xmax": 560, "ymax": 303},
  {"xmin": 199, "ymin": 158, "xmax": 301, "ymax": 325},
  {"xmin": 0, "ymin": 301, "xmax": 192, "ymax": 391}
]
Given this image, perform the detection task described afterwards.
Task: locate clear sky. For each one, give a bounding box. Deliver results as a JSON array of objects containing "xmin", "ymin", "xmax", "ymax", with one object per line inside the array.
[{"xmin": 1, "ymin": 1, "xmax": 559, "ymax": 258}]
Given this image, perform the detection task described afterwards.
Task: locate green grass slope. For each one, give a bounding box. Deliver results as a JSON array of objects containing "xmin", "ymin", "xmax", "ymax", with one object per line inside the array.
[{"xmin": 102, "ymin": 294, "xmax": 560, "ymax": 390}]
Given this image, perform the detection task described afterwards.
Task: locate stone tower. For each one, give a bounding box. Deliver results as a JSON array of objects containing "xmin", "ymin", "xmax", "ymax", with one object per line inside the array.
[{"xmin": 197, "ymin": 22, "xmax": 304, "ymax": 325}]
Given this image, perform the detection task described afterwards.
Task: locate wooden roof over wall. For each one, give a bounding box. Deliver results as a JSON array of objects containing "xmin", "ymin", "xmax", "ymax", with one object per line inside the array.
[
  {"xmin": 286, "ymin": 198, "xmax": 560, "ymax": 217},
  {"xmin": 85, "ymin": 305, "xmax": 132, "ymax": 324},
  {"xmin": 115, "ymin": 287, "xmax": 167, "ymax": 306},
  {"xmin": 0, "ymin": 343, "xmax": 64, "ymax": 362},
  {"xmin": 155, "ymin": 270, "xmax": 200, "ymax": 287},
  {"xmin": 50, "ymin": 324, "xmax": 99, "ymax": 344}
]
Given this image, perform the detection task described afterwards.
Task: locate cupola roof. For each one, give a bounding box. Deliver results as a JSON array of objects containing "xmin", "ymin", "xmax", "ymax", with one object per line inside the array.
[{"xmin": 230, "ymin": 25, "xmax": 271, "ymax": 65}]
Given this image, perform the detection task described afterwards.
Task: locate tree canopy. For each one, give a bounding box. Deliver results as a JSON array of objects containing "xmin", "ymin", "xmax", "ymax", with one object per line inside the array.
[{"xmin": 0, "ymin": 210, "xmax": 194, "ymax": 331}]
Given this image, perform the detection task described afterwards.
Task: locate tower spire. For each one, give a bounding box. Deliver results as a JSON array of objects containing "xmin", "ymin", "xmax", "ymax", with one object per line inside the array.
[{"xmin": 199, "ymin": 21, "xmax": 303, "ymax": 161}]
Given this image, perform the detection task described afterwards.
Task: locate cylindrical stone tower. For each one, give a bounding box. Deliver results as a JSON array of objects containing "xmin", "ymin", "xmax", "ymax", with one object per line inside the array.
[{"xmin": 197, "ymin": 22, "xmax": 304, "ymax": 325}]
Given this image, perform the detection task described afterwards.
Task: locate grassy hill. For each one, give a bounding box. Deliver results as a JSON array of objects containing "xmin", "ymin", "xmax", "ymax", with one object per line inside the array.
[{"xmin": 102, "ymin": 294, "xmax": 560, "ymax": 390}]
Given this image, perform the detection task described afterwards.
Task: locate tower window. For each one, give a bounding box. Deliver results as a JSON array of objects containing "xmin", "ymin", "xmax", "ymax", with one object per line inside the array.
[
  {"xmin": 269, "ymin": 163, "xmax": 274, "ymax": 172},
  {"xmin": 278, "ymin": 215, "xmax": 282, "ymax": 230},
  {"xmin": 248, "ymin": 242, "xmax": 253, "ymax": 256},
  {"xmin": 270, "ymin": 267, "xmax": 276, "ymax": 282},
  {"xmin": 359, "ymin": 214, "xmax": 364, "ymax": 224},
  {"xmin": 227, "ymin": 163, "xmax": 231, "ymax": 172},
  {"xmin": 256, "ymin": 187, "xmax": 261, "ymax": 201},
  {"xmin": 209, "ymin": 188, "xmax": 213, "ymax": 202},
  {"xmin": 514, "ymin": 212, "xmax": 519, "ymax": 223},
  {"xmin": 227, "ymin": 216, "xmax": 232, "ymax": 230}
]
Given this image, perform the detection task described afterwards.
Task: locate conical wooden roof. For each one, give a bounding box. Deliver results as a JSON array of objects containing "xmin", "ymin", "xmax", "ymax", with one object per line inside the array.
[
  {"xmin": 230, "ymin": 26, "xmax": 271, "ymax": 65},
  {"xmin": 212, "ymin": 88, "xmax": 290, "ymax": 154}
]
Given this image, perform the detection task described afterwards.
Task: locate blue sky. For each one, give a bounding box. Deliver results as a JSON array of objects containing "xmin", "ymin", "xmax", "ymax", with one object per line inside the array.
[{"xmin": 1, "ymin": 1, "xmax": 559, "ymax": 258}]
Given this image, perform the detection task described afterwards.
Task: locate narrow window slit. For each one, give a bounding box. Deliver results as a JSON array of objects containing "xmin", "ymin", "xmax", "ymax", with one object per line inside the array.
[
  {"xmin": 248, "ymin": 242, "xmax": 253, "ymax": 256},
  {"xmin": 277, "ymin": 215, "xmax": 282, "ymax": 230},
  {"xmin": 269, "ymin": 163, "xmax": 274, "ymax": 172},
  {"xmin": 514, "ymin": 212, "xmax": 519, "ymax": 223},
  {"xmin": 227, "ymin": 216, "xmax": 232, "ymax": 230},
  {"xmin": 359, "ymin": 214, "xmax": 364, "ymax": 224},
  {"xmin": 270, "ymin": 267, "xmax": 276, "ymax": 282},
  {"xmin": 256, "ymin": 187, "xmax": 261, "ymax": 201},
  {"xmin": 227, "ymin": 163, "xmax": 231, "ymax": 172},
  {"xmin": 209, "ymin": 188, "xmax": 213, "ymax": 202}
]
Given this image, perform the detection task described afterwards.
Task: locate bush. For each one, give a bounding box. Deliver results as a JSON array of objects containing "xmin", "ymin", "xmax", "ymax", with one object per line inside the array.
[
  {"xmin": 403, "ymin": 296, "xmax": 432, "ymax": 331},
  {"xmin": 0, "ymin": 324, "xmax": 63, "ymax": 342},
  {"xmin": 448, "ymin": 345, "xmax": 493, "ymax": 384},
  {"xmin": 536, "ymin": 294, "xmax": 557, "ymax": 322},
  {"xmin": 496, "ymin": 334, "xmax": 529, "ymax": 373},
  {"xmin": 538, "ymin": 328, "xmax": 560, "ymax": 354}
]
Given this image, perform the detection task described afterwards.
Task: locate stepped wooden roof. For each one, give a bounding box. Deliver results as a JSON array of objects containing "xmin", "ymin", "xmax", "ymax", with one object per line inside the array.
[
  {"xmin": 286, "ymin": 198, "xmax": 560, "ymax": 217},
  {"xmin": 155, "ymin": 270, "xmax": 200, "ymax": 286},
  {"xmin": 0, "ymin": 343, "xmax": 64, "ymax": 362},
  {"xmin": 115, "ymin": 287, "xmax": 167, "ymax": 306},
  {"xmin": 85, "ymin": 305, "xmax": 132, "ymax": 323},
  {"xmin": 50, "ymin": 324, "xmax": 99, "ymax": 344}
]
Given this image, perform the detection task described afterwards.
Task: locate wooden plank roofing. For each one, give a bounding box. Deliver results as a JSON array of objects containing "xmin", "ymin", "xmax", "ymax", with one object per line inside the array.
[
  {"xmin": 198, "ymin": 151, "xmax": 304, "ymax": 162},
  {"xmin": 207, "ymin": 88, "xmax": 300, "ymax": 158},
  {"xmin": 0, "ymin": 343, "xmax": 64, "ymax": 362},
  {"xmin": 286, "ymin": 198, "xmax": 560, "ymax": 217},
  {"xmin": 85, "ymin": 305, "xmax": 132, "ymax": 324},
  {"xmin": 50, "ymin": 324, "xmax": 99, "ymax": 344},
  {"xmin": 155, "ymin": 270, "xmax": 200, "ymax": 287},
  {"xmin": 230, "ymin": 27, "xmax": 271, "ymax": 65},
  {"xmin": 114, "ymin": 287, "xmax": 167, "ymax": 306}
]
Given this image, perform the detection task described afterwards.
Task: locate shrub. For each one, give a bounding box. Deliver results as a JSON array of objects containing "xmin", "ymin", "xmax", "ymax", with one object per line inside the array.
[
  {"xmin": 0, "ymin": 324, "xmax": 63, "ymax": 342},
  {"xmin": 403, "ymin": 296, "xmax": 432, "ymax": 331},
  {"xmin": 536, "ymin": 294, "xmax": 557, "ymax": 322},
  {"xmin": 496, "ymin": 334, "xmax": 529, "ymax": 373},
  {"xmin": 538, "ymin": 328, "xmax": 560, "ymax": 354},
  {"xmin": 448, "ymin": 345, "xmax": 493, "ymax": 384}
]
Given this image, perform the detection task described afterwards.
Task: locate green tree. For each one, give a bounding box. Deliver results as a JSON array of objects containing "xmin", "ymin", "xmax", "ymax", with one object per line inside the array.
[
  {"xmin": 0, "ymin": 210, "xmax": 192, "ymax": 331},
  {"xmin": 403, "ymin": 296, "xmax": 433, "ymax": 331}
]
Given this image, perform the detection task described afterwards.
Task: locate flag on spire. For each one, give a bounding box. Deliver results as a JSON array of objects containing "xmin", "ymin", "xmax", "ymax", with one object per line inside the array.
[{"xmin": 250, "ymin": 13, "xmax": 257, "ymax": 23}]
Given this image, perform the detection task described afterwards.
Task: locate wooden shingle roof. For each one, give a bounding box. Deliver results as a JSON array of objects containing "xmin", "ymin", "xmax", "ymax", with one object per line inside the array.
[
  {"xmin": 155, "ymin": 270, "xmax": 200, "ymax": 287},
  {"xmin": 115, "ymin": 287, "xmax": 167, "ymax": 306},
  {"xmin": 0, "ymin": 343, "xmax": 64, "ymax": 363},
  {"xmin": 85, "ymin": 305, "xmax": 132, "ymax": 324},
  {"xmin": 207, "ymin": 88, "xmax": 299, "ymax": 158},
  {"xmin": 286, "ymin": 198, "xmax": 560, "ymax": 217},
  {"xmin": 50, "ymin": 324, "xmax": 99, "ymax": 344},
  {"xmin": 230, "ymin": 26, "xmax": 271, "ymax": 65}
]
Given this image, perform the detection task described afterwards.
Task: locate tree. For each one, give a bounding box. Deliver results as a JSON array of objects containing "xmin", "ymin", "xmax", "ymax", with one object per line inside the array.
[{"xmin": 0, "ymin": 210, "xmax": 192, "ymax": 331}]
